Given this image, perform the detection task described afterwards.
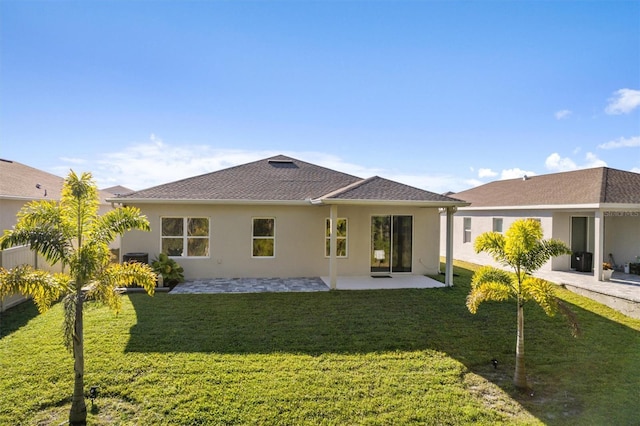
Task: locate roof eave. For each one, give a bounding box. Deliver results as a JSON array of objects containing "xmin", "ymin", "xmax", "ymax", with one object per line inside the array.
[
  {"xmin": 107, "ymin": 197, "xmax": 314, "ymax": 206},
  {"xmin": 456, "ymin": 202, "xmax": 640, "ymax": 211},
  {"xmin": 314, "ymin": 198, "xmax": 470, "ymax": 208}
]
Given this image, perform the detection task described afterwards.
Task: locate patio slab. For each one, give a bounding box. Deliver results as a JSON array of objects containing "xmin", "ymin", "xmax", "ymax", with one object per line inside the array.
[
  {"xmin": 169, "ymin": 275, "xmax": 445, "ymax": 294},
  {"xmin": 169, "ymin": 277, "xmax": 330, "ymax": 294}
]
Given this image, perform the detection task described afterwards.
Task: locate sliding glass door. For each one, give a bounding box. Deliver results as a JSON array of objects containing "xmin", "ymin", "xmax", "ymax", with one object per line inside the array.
[{"xmin": 371, "ymin": 215, "xmax": 412, "ymax": 274}]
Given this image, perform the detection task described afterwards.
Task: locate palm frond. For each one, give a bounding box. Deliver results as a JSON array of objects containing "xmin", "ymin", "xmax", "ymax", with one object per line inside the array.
[
  {"xmin": 0, "ymin": 265, "xmax": 70, "ymax": 313},
  {"xmin": 521, "ymin": 277, "xmax": 558, "ymax": 316},
  {"xmin": 473, "ymin": 232, "xmax": 506, "ymax": 261},
  {"xmin": 92, "ymin": 206, "xmax": 151, "ymax": 245},
  {"xmin": 466, "ymin": 281, "xmax": 512, "ymax": 313}
]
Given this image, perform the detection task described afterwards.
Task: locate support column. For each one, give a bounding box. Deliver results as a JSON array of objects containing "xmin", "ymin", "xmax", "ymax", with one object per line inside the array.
[
  {"xmin": 329, "ymin": 204, "xmax": 338, "ymax": 290},
  {"xmin": 594, "ymin": 210, "xmax": 604, "ymax": 281},
  {"xmin": 445, "ymin": 207, "xmax": 456, "ymax": 287}
]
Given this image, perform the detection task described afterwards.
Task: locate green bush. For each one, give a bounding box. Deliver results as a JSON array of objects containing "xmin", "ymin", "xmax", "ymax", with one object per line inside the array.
[{"xmin": 151, "ymin": 253, "xmax": 185, "ymax": 286}]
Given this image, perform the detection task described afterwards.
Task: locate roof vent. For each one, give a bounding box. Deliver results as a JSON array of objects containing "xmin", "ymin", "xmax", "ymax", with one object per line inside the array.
[{"xmin": 268, "ymin": 159, "xmax": 298, "ymax": 169}]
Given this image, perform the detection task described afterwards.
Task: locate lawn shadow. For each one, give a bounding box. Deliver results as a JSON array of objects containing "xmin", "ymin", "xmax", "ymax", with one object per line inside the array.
[
  {"xmin": 125, "ymin": 267, "xmax": 640, "ymax": 426},
  {"xmin": 0, "ymin": 299, "xmax": 40, "ymax": 339}
]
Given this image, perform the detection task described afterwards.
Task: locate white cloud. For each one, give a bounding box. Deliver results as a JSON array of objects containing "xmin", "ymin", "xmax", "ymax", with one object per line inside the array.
[
  {"xmin": 478, "ymin": 168, "xmax": 498, "ymax": 178},
  {"xmin": 500, "ymin": 168, "xmax": 536, "ymax": 180},
  {"xmin": 545, "ymin": 152, "xmax": 607, "ymax": 172},
  {"xmin": 545, "ymin": 153, "xmax": 577, "ymax": 171},
  {"xmin": 598, "ymin": 135, "xmax": 640, "ymax": 150},
  {"xmin": 605, "ymin": 88, "xmax": 640, "ymax": 115},
  {"xmin": 555, "ymin": 109, "xmax": 572, "ymax": 120}
]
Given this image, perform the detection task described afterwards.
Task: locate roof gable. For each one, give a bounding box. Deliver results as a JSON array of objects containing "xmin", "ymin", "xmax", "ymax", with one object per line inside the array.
[
  {"xmin": 454, "ymin": 167, "xmax": 640, "ymax": 207},
  {"xmin": 324, "ymin": 176, "xmax": 464, "ymax": 203}
]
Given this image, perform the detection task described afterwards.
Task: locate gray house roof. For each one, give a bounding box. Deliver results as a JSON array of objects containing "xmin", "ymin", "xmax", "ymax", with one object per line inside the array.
[
  {"xmin": 0, "ymin": 158, "xmax": 65, "ymax": 200},
  {"xmin": 453, "ymin": 167, "xmax": 640, "ymax": 208},
  {"xmin": 114, "ymin": 155, "xmax": 466, "ymax": 207},
  {"xmin": 0, "ymin": 158, "xmax": 119, "ymax": 204}
]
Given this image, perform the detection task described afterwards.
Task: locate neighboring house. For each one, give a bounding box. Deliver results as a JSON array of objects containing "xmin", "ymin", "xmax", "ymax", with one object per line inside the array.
[
  {"xmin": 441, "ymin": 167, "xmax": 640, "ymax": 281},
  {"xmin": 0, "ymin": 159, "xmax": 116, "ymax": 311},
  {"xmin": 111, "ymin": 155, "xmax": 468, "ymax": 288}
]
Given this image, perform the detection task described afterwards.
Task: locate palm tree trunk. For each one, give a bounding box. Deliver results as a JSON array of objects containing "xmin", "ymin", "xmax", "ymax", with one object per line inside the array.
[
  {"xmin": 69, "ymin": 291, "xmax": 87, "ymax": 425},
  {"xmin": 513, "ymin": 299, "xmax": 528, "ymax": 390}
]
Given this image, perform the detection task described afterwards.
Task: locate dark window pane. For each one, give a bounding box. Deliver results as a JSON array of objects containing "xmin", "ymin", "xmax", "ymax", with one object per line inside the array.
[
  {"xmin": 253, "ymin": 218, "xmax": 274, "ymax": 237},
  {"xmin": 188, "ymin": 238, "xmax": 209, "ymax": 257},
  {"xmin": 162, "ymin": 218, "xmax": 183, "ymax": 237},
  {"xmin": 162, "ymin": 238, "xmax": 183, "ymax": 256},
  {"xmin": 188, "ymin": 218, "xmax": 209, "ymax": 236},
  {"xmin": 253, "ymin": 239, "xmax": 274, "ymax": 257}
]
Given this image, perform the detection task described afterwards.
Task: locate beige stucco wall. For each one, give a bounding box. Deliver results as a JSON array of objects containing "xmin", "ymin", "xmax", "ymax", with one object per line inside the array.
[{"xmin": 121, "ymin": 203, "xmax": 443, "ymax": 279}]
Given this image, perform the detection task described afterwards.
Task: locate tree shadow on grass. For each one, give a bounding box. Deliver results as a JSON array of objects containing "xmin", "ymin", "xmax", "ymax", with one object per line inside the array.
[
  {"xmin": 125, "ymin": 268, "xmax": 640, "ymax": 425},
  {"xmin": 0, "ymin": 299, "xmax": 40, "ymax": 339}
]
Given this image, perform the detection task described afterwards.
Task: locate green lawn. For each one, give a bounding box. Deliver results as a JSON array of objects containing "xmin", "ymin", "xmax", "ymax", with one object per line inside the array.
[{"xmin": 1, "ymin": 261, "xmax": 639, "ymax": 425}]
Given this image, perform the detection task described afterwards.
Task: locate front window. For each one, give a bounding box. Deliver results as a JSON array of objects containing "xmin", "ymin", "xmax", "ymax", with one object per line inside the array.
[
  {"xmin": 493, "ymin": 218, "xmax": 503, "ymax": 233},
  {"xmin": 161, "ymin": 217, "xmax": 210, "ymax": 257},
  {"xmin": 325, "ymin": 218, "xmax": 348, "ymax": 257},
  {"xmin": 252, "ymin": 217, "xmax": 275, "ymax": 257}
]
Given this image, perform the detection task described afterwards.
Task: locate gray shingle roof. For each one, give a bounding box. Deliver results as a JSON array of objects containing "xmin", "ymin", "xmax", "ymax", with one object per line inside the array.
[
  {"xmin": 0, "ymin": 159, "xmax": 118, "ymax": 204},
  {"xmin": 324, "ymin": 176, "xmax": 464, "ymax": 203},
  {"xmin": 0, "ymin": 159, "xmax": 65, "ymax": 200},
  {"xmin": 453, "ymin": 167, "xmax": 640, "ymax": 207},
  {"xmin": 116, "ymin": 155, "xmax": 466, "ymax": 206},
  {"xmin": 119, "ymin": 155, "xmax": 362, "ymax": 201}
]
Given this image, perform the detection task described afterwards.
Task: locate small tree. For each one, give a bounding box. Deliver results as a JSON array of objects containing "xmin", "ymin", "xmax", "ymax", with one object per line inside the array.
[
  {"xmin": 466, "ymin": 219, "xmax": 576, "ymax": 390},
  {"xmin": 0, "ymin": 171, "xmax": 157, "ymax": 425}
]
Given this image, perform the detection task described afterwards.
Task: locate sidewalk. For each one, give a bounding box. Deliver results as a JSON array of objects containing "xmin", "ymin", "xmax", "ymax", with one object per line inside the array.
[{"xmin": 534, "ymin": 269, "xmax": 640, "ymax": 319}]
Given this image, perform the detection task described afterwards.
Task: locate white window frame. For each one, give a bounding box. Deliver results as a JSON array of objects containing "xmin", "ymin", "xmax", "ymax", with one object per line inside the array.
[
  {"xmin": 463, "ymin": 217, "xmax": 472, "ymax": 243},
  {"xmin": 160, "ymin": 216, "xmax": 210, "ymax": 258},
  {"xmin": 325, "ymin": 218, "xmax": 348, "ymax": 258},
  {"xmin": 252, "ymin": 217, "xmax": 276, "ymax": 258},
  {"xmin": 492, "ymin": 218, "xmax": 503, "ymax": 233}
]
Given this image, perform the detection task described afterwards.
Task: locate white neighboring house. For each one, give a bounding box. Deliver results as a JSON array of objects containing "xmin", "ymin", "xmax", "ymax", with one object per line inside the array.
[
  {"xmin": 110, "ymin": 155, "xmax": 468, "ymax": 288},
  {"xmin": 0, "ymin": 159, "xmax": 118, "ymax": 311},
  {"xmin": 440, "ymin": 167, "xmax": 640, "ymax": 281}
]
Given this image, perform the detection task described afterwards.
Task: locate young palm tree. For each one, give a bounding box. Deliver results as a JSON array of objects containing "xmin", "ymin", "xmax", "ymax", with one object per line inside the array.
[
  {"xmin": 0, "ymin": 171, "xmax": 157, "ymax": 425},
  {"xmin": 466, "ymin": 219, "xmax": 575, "ymax": 390}
]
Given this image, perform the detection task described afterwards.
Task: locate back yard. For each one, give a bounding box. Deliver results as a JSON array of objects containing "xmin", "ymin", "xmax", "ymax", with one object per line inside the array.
[{"xmin": 1, "ymin": 261, "xmax": 639, "ymax": 425}]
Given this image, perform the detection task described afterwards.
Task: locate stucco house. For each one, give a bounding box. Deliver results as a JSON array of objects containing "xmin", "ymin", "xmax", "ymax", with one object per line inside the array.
[
  {"xmin": 111, "ymin": 155, "xmax": 468, "ymax": 288},
  {"xmin": 0, "ymin": 159, "xmax": 117, "ymax": 310},
  {"xmin": 441, "ymin": 167, "xmax": 640, "ymax": 281}
]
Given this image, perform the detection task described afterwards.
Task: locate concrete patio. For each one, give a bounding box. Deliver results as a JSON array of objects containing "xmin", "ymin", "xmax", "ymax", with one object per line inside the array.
[
  {"xmin": 169, "ymin": 274, "xmax": 444, "ymax": 294},
  {"xmin": 534, "ymin": 269, "xmax": 640, "ymax": 319}
]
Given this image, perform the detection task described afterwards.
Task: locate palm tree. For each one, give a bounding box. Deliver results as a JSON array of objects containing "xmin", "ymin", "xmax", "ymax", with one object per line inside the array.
[
  {"xmin": 0, "ymin": 171, "xmax": 157, "ymax": 425},
  {"xmin": 466, "ymin": 219, "xmax": 575, "ymax": 390}
]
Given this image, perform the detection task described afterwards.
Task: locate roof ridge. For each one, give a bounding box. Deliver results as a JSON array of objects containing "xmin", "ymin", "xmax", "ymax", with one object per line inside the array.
[{"xmin": 315, "ymin": 176, "xmax": 374, "ymax": 200}]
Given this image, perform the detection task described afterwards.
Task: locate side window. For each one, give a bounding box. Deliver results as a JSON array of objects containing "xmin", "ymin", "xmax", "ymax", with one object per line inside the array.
[
  {"xmin": 161, "ymin": 217, "xmax": 209, "ymax": 257},
  {"xmin": 325, "ymin": 218, "xmax": 348, "ymax": 257},
  {"xmin": 463, "ymin": 217, "xmax": 472, "ymax": 243},
  {"xmin": 493, "ymin": 218, "xmax": 503, "ymax": 233},
  {"xmin": 252, "ymin": 217, "xmax": 275, "ymax": 257}
]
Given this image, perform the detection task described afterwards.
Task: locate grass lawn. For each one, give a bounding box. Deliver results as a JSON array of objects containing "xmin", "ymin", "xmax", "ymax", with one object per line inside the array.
[{"xmin": 1, "ymin": 261, "xmax": 639, "ymax": 425}]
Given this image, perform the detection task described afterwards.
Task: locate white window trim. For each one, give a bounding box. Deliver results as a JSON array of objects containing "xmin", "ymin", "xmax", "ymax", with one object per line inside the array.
[
  {"xmin": 463, "ymin": 217, "xmax": 472, "ymax": 244},
  {"xmin": 325, "ymin": 217, "xmax": 348, "ymax": 258},
  {"xmin": 252, "ymin": 217, "xmax": 276, "ymax": 258},
  {"xmin": 160, "ymin": 216, "xmax": 210, "ymax": 258}
]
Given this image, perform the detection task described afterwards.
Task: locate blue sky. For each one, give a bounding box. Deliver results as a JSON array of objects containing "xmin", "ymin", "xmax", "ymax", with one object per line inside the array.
[{"xmin": 1, "ymin": 1, "xmax": 639, "ymax": 193}]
